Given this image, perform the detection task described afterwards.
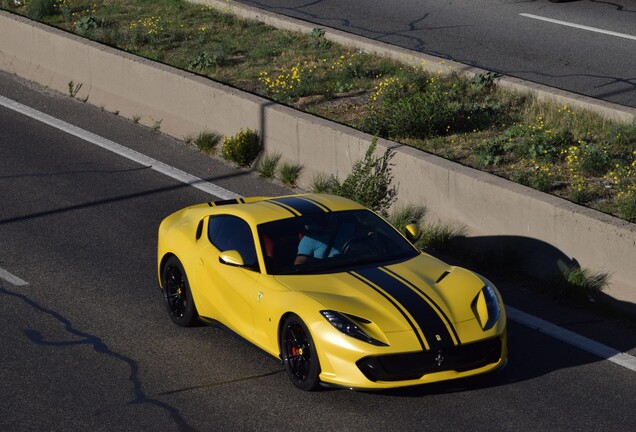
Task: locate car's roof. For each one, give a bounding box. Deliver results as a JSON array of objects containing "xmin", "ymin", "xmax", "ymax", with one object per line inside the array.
[{"xmin": 184, "ymin": 194, "xmax": 368, "ymax": 226}]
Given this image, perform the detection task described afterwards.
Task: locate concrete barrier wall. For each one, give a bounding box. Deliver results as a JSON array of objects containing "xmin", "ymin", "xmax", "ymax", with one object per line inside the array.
[{"xmin": 1, "ymin": 11, "xmax": 635, "ymax": 308}]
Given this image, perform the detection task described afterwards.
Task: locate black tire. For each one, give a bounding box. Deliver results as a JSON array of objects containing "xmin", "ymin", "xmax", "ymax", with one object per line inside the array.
[
  {"xmin": 162, "ymin": 256, "xmax": 198, "ymax": 327},
  {"xmin": 281, "ymin": 314, "xmax": 321, "ymax": 391}
]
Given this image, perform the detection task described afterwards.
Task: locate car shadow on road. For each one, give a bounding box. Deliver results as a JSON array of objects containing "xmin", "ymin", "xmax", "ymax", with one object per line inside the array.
[
  {"xmin": 371, "ymin": 234, "xmax": 636, "ymax": 397},
  {"xmin": 373, "ymin": 317, "xmax": 597, "ymax": 397}
]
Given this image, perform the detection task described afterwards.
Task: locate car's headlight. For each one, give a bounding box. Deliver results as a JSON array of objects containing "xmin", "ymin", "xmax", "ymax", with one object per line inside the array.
[
  {"xmin": 320, "ymin": 310, "xmax": 387, "ymax": 346},
  {"xmin": 472, "ymin": 284, "xmax": 501, "ymax": 331}
]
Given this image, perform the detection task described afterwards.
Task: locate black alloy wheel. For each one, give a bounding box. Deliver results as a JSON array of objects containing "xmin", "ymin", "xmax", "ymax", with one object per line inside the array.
[
  {"xmin": 162, "ymin": 256, "xmax": 198, "ymax": 327},
  {"xmin": 281, "ymin": 314, "xmax": 321, "ymax": 391}
]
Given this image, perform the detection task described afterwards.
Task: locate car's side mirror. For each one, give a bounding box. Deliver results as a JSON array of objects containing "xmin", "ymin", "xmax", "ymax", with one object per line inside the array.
[
  {"xmin": 219, "ymin": 250, "xmax": 245, "ymax": 267},
  {"xmin": 404, "ymin": 223, "xmax": 421, "ymax": 244}
]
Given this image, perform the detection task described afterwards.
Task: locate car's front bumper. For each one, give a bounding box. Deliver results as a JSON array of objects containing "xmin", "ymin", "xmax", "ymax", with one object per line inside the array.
[
  {"xmin": 356, "ymin": 336, "xmax": 503, "ymax": 382},
  {"xmin": 315, "ymin": 325, "xmax": 508, "ymax": 390}
]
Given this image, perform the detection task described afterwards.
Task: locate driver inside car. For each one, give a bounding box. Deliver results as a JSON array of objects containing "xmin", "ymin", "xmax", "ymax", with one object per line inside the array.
[{"xmin": 294, "ymin": 214, "xmax": 354, "ymax": 265}]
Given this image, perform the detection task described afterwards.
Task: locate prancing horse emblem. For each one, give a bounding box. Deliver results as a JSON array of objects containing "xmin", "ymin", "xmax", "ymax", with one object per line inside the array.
[{"xmin": 434, "ymin": 351, "xmax": 445, "ymax": 367}]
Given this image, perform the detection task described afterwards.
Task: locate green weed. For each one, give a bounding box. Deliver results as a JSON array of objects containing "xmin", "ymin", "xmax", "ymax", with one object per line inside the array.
[
  {"xmin": 194, "ymin": 130, "xmax": 222, "ymax": 152},
  {"xmin": 310, "ymin": 173, "xmax": 339, "ymax": 193},
  {"xmin": 257, "ymin": 153, "xmax": 281, "ymax": 178},
  {"xmin": 278, "ymin": 162, "xmax": 303, "ymax": 187},
  {"xmin": 553, "ymin": 265, "xmax": 611, "ymax": 304}
]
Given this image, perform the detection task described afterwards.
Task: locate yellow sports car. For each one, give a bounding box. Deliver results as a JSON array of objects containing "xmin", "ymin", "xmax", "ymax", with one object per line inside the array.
[{"xmin": 157, "ymin": 194, "xmax": 507, "ymax": 390}]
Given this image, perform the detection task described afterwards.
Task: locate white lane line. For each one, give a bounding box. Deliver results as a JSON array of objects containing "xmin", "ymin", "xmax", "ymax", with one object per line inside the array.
[
  {"xmin": 520, "ymin": 13, "xmax": 636, "ymax": 41},
  {"xmin": 0, "ymin": 95, "xmax": 241, "ymax": 200},
  {"xmin": 508, "ymin": 306, "xmax": 636, "ymax": 373},
  {"xmin": 0, "ymin": 267, "xmax": 29, "ymax": 286}
]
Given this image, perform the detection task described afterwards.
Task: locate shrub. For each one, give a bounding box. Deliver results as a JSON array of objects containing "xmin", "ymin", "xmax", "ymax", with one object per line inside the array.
[
  {"xmin": 565, "ymin": 142, "xmax": 612, "ymax": 178},
  {"xmin": 322, "ymin": 137, "xmax": 397, "ymax": 216},
  {"xmin": 221, "ymin": 128, "xmax": 261, "ymax": 167},
  {"xmin": 618, "ymin": 193, "xmax": 636, "ymax": 222},
  {"xmin": 579, "ymin": 144, "xmax": 612, "ymax": 177},
  {"xmin": 26, "ymin": 0, "xmax": 56, "ymax": 20},
  {"xmin": 362, "ymin": 74, "xmax": 504, "ymax": 140},
  {"xmin": 363, "ymin": 88, "xmax": 457, "ymax": 139}
]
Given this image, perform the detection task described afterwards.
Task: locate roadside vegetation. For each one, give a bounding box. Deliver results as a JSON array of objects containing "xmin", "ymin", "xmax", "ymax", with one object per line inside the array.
[
  {"xmin": 3, "ymin": 0, "xmax": 635, "ymax": 222},
  {"xmin": 1, "ymin": 0, "xmax": 618, "ymax": 309}
]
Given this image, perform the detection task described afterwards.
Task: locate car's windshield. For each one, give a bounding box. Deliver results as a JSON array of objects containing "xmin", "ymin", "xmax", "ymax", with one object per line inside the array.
[{"xmin": 257, "ymin": 209, "xmax": 419, "ymax": 275}]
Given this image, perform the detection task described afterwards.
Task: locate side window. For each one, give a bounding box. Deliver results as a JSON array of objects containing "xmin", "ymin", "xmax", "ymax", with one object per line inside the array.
[{"xmin": 208, "ymin": 215, "xmax": 258, "ymax": 267}]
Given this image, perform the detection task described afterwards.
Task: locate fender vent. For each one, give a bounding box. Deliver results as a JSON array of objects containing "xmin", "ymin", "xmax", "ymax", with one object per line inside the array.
[{"xmin": 436, "ymin": 271, "xmax": 450, "ymax": 284}]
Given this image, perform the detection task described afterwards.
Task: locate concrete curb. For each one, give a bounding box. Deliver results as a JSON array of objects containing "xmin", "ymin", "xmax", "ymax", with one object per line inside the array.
[{"xmin": 0, "ymin": 9, "xmax": 635, "ymax": 310}]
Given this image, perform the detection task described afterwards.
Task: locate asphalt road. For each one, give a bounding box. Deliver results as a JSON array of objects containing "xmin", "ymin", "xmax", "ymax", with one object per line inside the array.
[
  {"xmin": 1, "ymin": 71, "xmax": 636, "ymax": 431},
  {"xmin": 233, "ymin": 0, "xmax": 636, "ymax": 109}
]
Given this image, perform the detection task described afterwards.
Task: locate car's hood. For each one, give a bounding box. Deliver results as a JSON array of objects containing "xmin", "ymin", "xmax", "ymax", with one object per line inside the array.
[{"xmin": 273, "ymin": 253, "xmax": 487, "ymax": 334}]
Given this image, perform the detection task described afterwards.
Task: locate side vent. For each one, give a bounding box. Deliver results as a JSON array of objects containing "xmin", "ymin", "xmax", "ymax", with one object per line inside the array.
[
  {"xmin": 195, "ymin": 219, "xmax": 204, "ymax": 240},
  {"xmin": 208, "ymin": 198, "xmax": 245, "ymax": 207},
  {"xmin": 435, "ymin": 271, "xmax": 450, "ymax": 284}
]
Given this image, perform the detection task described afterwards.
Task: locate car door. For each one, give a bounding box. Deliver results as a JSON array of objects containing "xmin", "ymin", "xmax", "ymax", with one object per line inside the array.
[{"xmin": 196, "ymin": 214, "xmax": 260, "ymax": 339}]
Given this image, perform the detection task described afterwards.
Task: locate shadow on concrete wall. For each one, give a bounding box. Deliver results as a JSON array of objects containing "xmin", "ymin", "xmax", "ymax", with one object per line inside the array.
[
  {"xmin": 446, "ymin": 234, "xmax": 635, "ymax": 317},
  {"xmin": 448, "ymin": 234, "xmax": 635, "ymax": 312},
  {"xmin": 449, "ymin": 235, "xmax": 580, "ymax": 281}
]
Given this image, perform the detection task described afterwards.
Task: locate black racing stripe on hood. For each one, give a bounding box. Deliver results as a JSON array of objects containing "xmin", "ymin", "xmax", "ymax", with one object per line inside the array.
[
  {"xmin": 270, "ymin": 196, "xmax": 327, "ymax": 216},
  {"xmin": 349, "ymin": 272, "xmax": 426, "ymax": 350},
  {"xmin": 383, "ymin": 267, "xmax": 461, "ymax": 345},
  {"xmin": 356, "ymin": 267, "xmax": 454, "ymax": 350}
]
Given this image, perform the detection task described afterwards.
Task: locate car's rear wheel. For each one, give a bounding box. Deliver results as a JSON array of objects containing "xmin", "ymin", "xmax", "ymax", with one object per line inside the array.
[
  {"xmin": 162, "ymin": 256, "xmax": 198, "ymax": 327},
  {"xmin": 281, "ymin": 314, "xmax": 321, "ymax": 391}
]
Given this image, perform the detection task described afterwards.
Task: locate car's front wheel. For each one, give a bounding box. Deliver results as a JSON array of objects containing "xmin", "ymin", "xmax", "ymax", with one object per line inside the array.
[
  {"xmin": 162, "ymin": 256, "xmax": 198, "ymax": 327},
  {"xmin": 281, "ymin": 314, "xmax": 321, "ymax": 391}
]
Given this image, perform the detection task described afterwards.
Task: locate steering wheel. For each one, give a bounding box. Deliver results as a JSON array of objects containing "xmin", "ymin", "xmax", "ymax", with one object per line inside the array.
[{"xmin": 342, "ymin": 233, "xmax": 376, "ymax": 255}]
